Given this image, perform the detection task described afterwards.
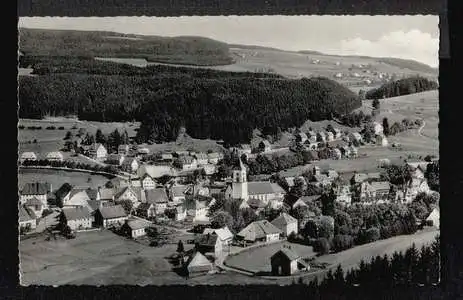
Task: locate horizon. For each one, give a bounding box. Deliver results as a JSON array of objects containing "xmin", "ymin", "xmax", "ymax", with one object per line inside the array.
[{"xmin": 19, "ymin": 16, "xmax": 439, "ymax": 68}]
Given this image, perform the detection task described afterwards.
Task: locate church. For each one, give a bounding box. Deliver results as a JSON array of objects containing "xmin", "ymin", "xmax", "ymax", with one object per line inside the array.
[{"xmin": 225, "ymin": 158, "xmax": 286, "ymax": 209}]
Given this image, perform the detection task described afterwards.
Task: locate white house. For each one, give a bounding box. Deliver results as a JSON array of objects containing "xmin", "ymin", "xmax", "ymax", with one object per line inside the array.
[
  {"xmin": 19, "ymin": 205, "xmax": 37, "ymax": 231},
  {"xmin": 426, "ymin": 207, "xmax": 440, "ymax": 229},
  {"xmin": 88, "ymin": 143, "xmax": 107, "ymax": 161},
  {"xmin": 271, "ymin": 213, "xmax": 298, "ymax": 236},
  {"xmin": 114, "ymin": 186, "xmax": 139, "ymax": 205},
  {"xmin": 20, "ymin": 182, "xmax": 50, "ymax": 207},
  {"xmin": 333, "ymin": 128, "xmax": 342, "ymax": 139},
  {"xmin": 62, "ymin": 206, "xmax": 93, "ymax": 230},
  {"xmin": 237, "ymin": 220, "xmax": 282, "ymax": 243},
  {"xmin": 207, "ymin": 152, "xmax": 223, "ymax": 165},
  {"xmin": 118, "ymin": 144, "xmax": 130, "ymax": 155},
  {"xmin": 169, "ymin": 184, "xmax": 188, "ymax": 205},
  {"xmin": 46, "ymin": 151, "xmax": 64, "ymax": 162},
  {"xmin": 335, "ymin": 185, "xmax": 352, "ymax": 206},
  {"xmin": 20, "ymin": 152, "xmax": 37, "ymax": 162},
  {"xmin": 203, "ymin": 226, "xmax": 234, "ymax": 249},
  {"xmin": 376, "ymin": 134, "xmax": 388, "ymax": 147},
  {"xmin": 141, "ymin": 174, "xmax": 157, "ymax": 190},
  {"xmin": 95, "ymin": 205, "xmax": 128, "ymax": 228},
  {"xmin": 175, "ymin": 156, "xmax": 198, "ymax": 171},
  {"xmin": 175, "ymin": 205, "xmax": 187, "ymax": 221},
  {"xmin": 122, "ymin": 218, "xmax": 151, "ymax": 238},
  {"xmin": 372, "ymin": 122, "xmax": 384, "ymax": 135},
  {"xmin": 194, "ymin": 153, "xmax": 209, "ymax": 165},
  {"xmin": 326, "ymin": 132, "xmax": 335, "ymax": 142},
  {"xmin": 121, "ymin": 157, "xmax": 139, "ymax": 173},
  {"xmin": 331, "ymin": 148, "xmax": 342, "ymax": 160},
  {"xmin": 144, "ymin": 188, "xmax": 169, "ymax": 215}
]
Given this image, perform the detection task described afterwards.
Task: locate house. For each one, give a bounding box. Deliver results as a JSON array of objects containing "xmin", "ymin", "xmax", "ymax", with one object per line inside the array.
[
  {"xmin": 295, "ymin": 132, "xmax": 308, "ymax": 144},
  {"xmin": 194, "ymin": 153, "xmax": 209, "ymax": 165},
  {"xmin": 398, "ymin": 178, "xmax": 431, "ymax": 203},
  {"xmin": 326, "ymin": 132, "xmax": 335, "ymax": 142},
  {"xmin": 350, "ymin": 172, "xmax": 381, "ymax": 185},
  {"xmin": 145, "ymin": 188, "xmax": 169, "ymax": 215},
  {"xmin": 88, "ymin": 143, "xmax": 107, "ymax": 161},
  {"xmin": 270, "ymin": 245, "xmax": 310, "ymax": 276},
  {"xmin": 185, "ymin": 251, "xmax": 213, "ymax": 274},
  {"xmin": 64, "ymin": 188, "xmax": 92, "ymax": 207},
  {"xmin": 307, "ymin": 131, "xmax": 317, "ymax": 143},
  {"xmin": 137, "ymin": 146, "xmax": 150, "ymax": 155},
  {"xmin": 372, "ymin": 122, "xmax": 384, "ymax": 135},
  {"xmin": 19, "ymin": 205, "xmax": 37, "ymax": 231},
  {"xmin": 201, "ymin": 164, "xmax": 216, "ymax": 176},
  {"xmin": 135, "ymin": 202, "xmax": 156, "ymax": 219},
  {"xmin": 20, "ymin": 152, "xmax": 37, "ymax": 162},
  {"xmin": 203, "ymin": 226, "xmax": 234, "ymax": 250},
  {"xmin": 330, "ymin": 148, "xmax": 342, "ymax": 160},
  {"xmin": 174, "ymin": 150, "xmax": 190, "ymax": 157},
  {"xmin": 175, "ymin": 156, "xmax": 198, "ymax": 171},
  {"xmin": 137, "ymin": 164, "xmax": 176, "ymax": 180},
  {"xmin": 284, "ymin": 176, "xmax": 307, "ymax": 189},
  {"xmin": 376, "ymin": 134, "xmax": 388, "ymax": 147},
  {"xmin": 335, "ymin": 72, "xmax": 342, "ymax": 78},
  {"xmin": 24, "ymin": 197, "xmax": 45, "ymax": 217},
  {"xmin": 169, "ymin": 184, "xmax": 188, "ymax": 205},
  {"xmin": 61, "ymin": 206, "xmax": 93, "ymax": 230},
  {"xmin": 238, "ymin": 144, "xmax": 252, "ymax": 155},
  {"xmin": 236, "ymin": 220, "xmax": 282, "ymax": 243},
  {"xmin": 95, "ymin": 205, "xmax": 128, "ymax": 228},
  {"xmin": 54, "ymin": 183, "xmax": 73, "ymax": 206},
  {"xmin": 207, "ymin": 152, "xmax": 223, "ymax": 165},
  {"xmin": 284, "ymin": 195, "xmax": 320, "ymax": 210},
  {"xmin": 317, "ymin": 132, "xmax": 326, "ymax": 143},
  {"xmin": 121, "ymin": 157, "xmax": 139, "ymax": 173},
  {"xmin": 195, "ymin": 233, "xmax": 222, "ymax": 258},
  {"xmin": 175, "ymin": 205, "xmax": 187, "ymax": 221},
  {"xmin": 121, "ymin": 218, "xmax": 151, "ymax": 238},
  {"xmin": 349, "ymin": 145, "xmax": 358, "ymax": 157},
  {"xmin": 114, "ymin": 186, "xmax": 140, "ymax": 205},
  {"xmin": 406, "ymin": 162, "xmax": 429, "ymax": 180},
  {"xmin": 106, "ymin": 153, "xmax": 125, "ymax": 166},
  {"xmin": 426, "ymin": 207, "xmax": 440, "ymax": 229},
  {"xmin": 141, "ymin": 174, "xmax": 157, "ymax": 190},
  {"xmin": 160, "ymin": 153, "xmax": 174, "ymax": 162},
  {"xmin": 340, "ymin": 146, "xmax": 351, "ymax": 158},
  {"xmin": 20, "ymin": 182, "xmax": 50, "ymax": 207},
  {"xmin": 360, "ymin": 181, "xmax": 391, "ymax": 203},
  {"xmin": 271, "ymin": 213, "xmax": 298, "ymax": 237},
  {"xmin": 258, "ymin": 140, "xmax": 272, "ymax": 153},
  {"xmin": 333, "ymin": 128, "xmax": 342, "ymax": 139},
  {"xmin": 46, "ymin": 151, "xmax": 64, "ymax": 162},
  {"xmin": 98, "ymin": 187, "xmax": 116, "ymax": 202},
  {"xmin": 335, "ymin": 185, "xmax": 352, "ymax": 206},
  {"xmin": 118, "ymin": 144, "xmax": 130, "ymax": 155},
  {"xmin": 185, "ymin": 196, "xmax": 215, "ymax": 222}
]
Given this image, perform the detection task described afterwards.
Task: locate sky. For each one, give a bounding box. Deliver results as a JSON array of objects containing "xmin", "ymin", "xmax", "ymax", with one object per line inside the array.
[{"xmin": 19, "ymin": 16, "xmax": 439, "ymax": 67}]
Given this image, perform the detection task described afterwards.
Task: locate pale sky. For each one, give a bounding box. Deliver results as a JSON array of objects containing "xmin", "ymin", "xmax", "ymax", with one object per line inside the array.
[{"xmin": 19, "ymin": 16, "xmax": 439, "ymax": 67}]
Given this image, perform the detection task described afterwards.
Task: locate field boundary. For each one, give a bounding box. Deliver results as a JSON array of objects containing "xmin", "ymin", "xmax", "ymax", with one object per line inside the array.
[{"xmin": 19, "ymin": 166, "xmax": 128, "ymax": 180}]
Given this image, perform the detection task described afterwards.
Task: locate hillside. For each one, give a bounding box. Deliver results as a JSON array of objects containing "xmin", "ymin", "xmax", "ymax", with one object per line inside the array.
[
  {"xmin": 365, "ymin": 76, "xmax": 439, "ymax": 99},
  {"xmin": 19, "ymin": 28, "xmax": 233, "ymax": 66}
]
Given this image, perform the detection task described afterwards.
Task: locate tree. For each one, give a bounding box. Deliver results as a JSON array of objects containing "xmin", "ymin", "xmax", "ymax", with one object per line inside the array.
[
  {"xmin": 105, "ymin": 180, "xmax": 114, "ymax": 188},
  {"xmin": 302, "ymin": 219, "xmax": 319, "ymax": 239},
  {"xmin": 313, "ymin": 237, "xmax": 330, "ymax": 254},
  {"xmin": 210, "ymin": 211, "xmax": 234, "ymax": 229},
  {"xmin": 382, "ymin": 117, "xmax": 390, "ymax": 136},
  {"xmin": 358, "ymin": 89, "xmax": 366, "ymax": 100},
  {"xmin": 318, "ymin": 216, "xmax": 335, "ymax": 239},
  {"xmin": 372, "ymin": 99, "xmax": 380, "ymax": 110},
  {"xmin": 321, "ymin": 189, "xmax": 336, "ymax": 217},
  {"xmin": 332, "ymin": 234, "xmax": 354, "ymax": 252},
  {"xmin": 64, "ymin": 131, "xmax": 73, "ymax": 140},
  {"xmin": 290, "ymin": 177, "xmax": 306, "ymax": 198},
  {"xmin": 146, "ymin": 227, "xmax": 158, "ymax": 238},
  {"xmin": 119, "ymin": 200, "xmax": 133, "ymax": 215},
  {"xmin": 95, "ymin": 128, "xmax": 106, "ymax": 144},
  {"xmin": 164, "ymin": 208, "xmax": 177, "ymax": 219},
  {"xmin": 177, "ymin": 240, "xmax": 184, "ymax": 253}
]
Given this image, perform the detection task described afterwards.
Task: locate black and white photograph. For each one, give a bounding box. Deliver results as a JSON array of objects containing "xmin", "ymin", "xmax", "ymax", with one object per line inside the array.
[{"xmin": 17, "ymin": 15, "xmax": 440, "ymax": 286}]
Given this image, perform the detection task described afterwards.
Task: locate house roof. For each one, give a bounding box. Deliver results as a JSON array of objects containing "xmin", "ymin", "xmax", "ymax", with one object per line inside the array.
[
  {"xmin": 298, "ymin": 195, "xmax": 322, "ymax": 203},
  {"xmin": 272, "ymin": 247, "xmax": 300, "ymax": 261},
  {"xmin": 145, "ymin": 188, "xmax": 169, "ymax": 204},
  {"xmin": 369, "ymin": 181, "xmax": 390, "ymax": 191},
  {"xmin": 237, "ymin": 220, "xmax": 282, "ymax": 241},
  {"xmin": 19, "ymin": 205, "xmax": 36, "ymax": 222},
  {"xmin": 67, "ymin": 189, "xmax": 91, "ymax": 206},
  {"xmin": 99, "ymin": 205, "xmax": 127, "ymax": 219},
  {"xmin": 203, "ymin": 226, "xmax": 234, "ymax": 241},
  {"xmin": 25, "ymin": 197, "xmax": 43, "ymax": 207},
  {"xmin": 99, "ymin": 188, "xmax": 116, "ymax": 200},
  {"xmin": 136, "ymin": 202, "xmax": 153, "ymax": 212},
  {"xmin": 207, "ymin": 152, "xmax": 222, "ymax": 159},
  {"xmin": 240, "ymin": 144, "xmax": 251, "ymax": 150},
  {"xmin": 46, "ymin": 151, "xmax": 64, "ymax": 158},
  {"xmin": 63, "ymin": 206, "xmax": 91, "ymax": 221},
  {"xmin": 21, "ymin": 182, "xmax": 49, "ymax": 195},
  {"xmin": 195, "ymin": 233, "xmax": 218, "ymax": 247},
  {"xmin": 122, "ymin": 157, "xmax": 137, "ymax": 166},
  {"xmin": 247, "ymin": 181, "xmax": 285, "ymax": 195},
  {"xmin": 186, "ymin": 251, "xmax": 212, "ymax": 271},
  {"xmin": 170, "ymin": 185, "xmax": 188, "ymax": 198},
  {"xmin": 247, "ymin": 197, "xmax": 267, "ymax": 209},
  {"xmin": 178, "ymin": 156, "xmax": 196, "ymax": 164},
  {"xmin": 138, "ymin": 165, "xmax": 175, "ymax": 179},
  {"xmin": 85, "ymin": 188, "xmax": 99, "ymax": 201},
  {"xmin": 125, "ymin": 218, "xmax": 151, "ymax": 230},
  {"xmin": 107, "ymin": 153, "xmax": 124, "ymax": 161},
  {"xmin": 91, "ymin": 143, "xmax": 106, "ymax": 151},
  {"xmin": 271, "ymin": 213, "xmax": 297, "ymax": 227},
  {"xmin": 352, "ymin": 173, "xmax": 368, "ymax": 183},
  {"xmin": 195, "ymin": 153, "xmax": 208, "ymax": 160},
  {"xmin": 21, "ymin": 152, "xmax": 36, "ymax": 159},
  {"xmin": 285, "ymin": 176, "xmax": 306, "ymax": 187},
  {"xmin": 86, "ymin": 200, "xmax": 101, "ymax": 212}
]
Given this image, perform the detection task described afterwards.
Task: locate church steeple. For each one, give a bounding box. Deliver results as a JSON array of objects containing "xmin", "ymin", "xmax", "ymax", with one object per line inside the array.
[
  {"xmin": 232, "ymin": 157, "xmax": 247, "ymax": 183},
  {"xmin": 231, "ymin": 157, "xmax": 248, "ymax": 200}
]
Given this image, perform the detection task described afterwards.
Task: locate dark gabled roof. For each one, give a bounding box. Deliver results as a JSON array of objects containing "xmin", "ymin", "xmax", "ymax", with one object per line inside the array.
[
  {"xmin": 125, "ymin": 218, "xmax": 151, "ymax": 230},
  {"xmin": 195, "ymin": 233, "xmax": 218, "ymax": 247},
  {"xmin": 55, "ymin": 183, "xmax": 73, "ymax": 200},
  {"xmin": 247, "ymin": 197, "xmax": 266, "ymax": 209},
  {"xmin": 98, "ymin": 205, "xmax": 127, "ymax": 219},
  {"xmin": 237, "ymin": 220, "xmax": 282, "ymax": 241},
  {"xmin": 145, "ymin": 188, "xmax": 169, "ymax": 204},
  {"xmin": 272, "ymin": 247, "xmax": 300, "ymax": 261},
  {"xmin": 21, "ymin": 182, "xmax": 49, "ymax": 195},
  {"xmin": 63, "ymin": 206, "xmax": 91, "ymax": 221},
  {"xmin": 136, "ymin": 202, "xmax": 153, "ymax": 212},
  {"xmin": 86, "ymin": 200, "xmax": 101, "ymax": 212},
  {"xmin": 86, "ymin": 188, "xmax": 99, "ymax": 201},
  {"xmin": 271, "ymin": 213, "xmax": 297, "ymax": 227}
]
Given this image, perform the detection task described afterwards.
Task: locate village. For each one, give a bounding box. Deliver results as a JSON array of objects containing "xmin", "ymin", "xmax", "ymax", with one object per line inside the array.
[{"xmin": 18, "ymin": 117, "xmax": 440, "ymax": 281}]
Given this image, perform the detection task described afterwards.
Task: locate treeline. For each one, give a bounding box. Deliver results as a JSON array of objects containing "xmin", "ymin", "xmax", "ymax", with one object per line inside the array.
[
  {"xmin": 19, "ymin": 71, "xmax": 361, "ymax": 145},
  {"xmin": 365, "ymin": 76, "xmax": 438, "ymax": 99},
  {"xmin": 19, "ymin": 28, "xmax": 233, "ymax": 66},
  {"xmin": 20, "ymin": 159, "xmax": 119, "ymax": 174}
]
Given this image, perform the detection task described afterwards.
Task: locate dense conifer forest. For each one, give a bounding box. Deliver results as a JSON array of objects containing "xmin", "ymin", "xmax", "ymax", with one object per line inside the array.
[
  {"xmin": 19, "ymin": 57, "xmax": 361, "ymax": 146},
  {"xmin": 365, "ymin": 76, "xmax": 438, "ymax": 99}
]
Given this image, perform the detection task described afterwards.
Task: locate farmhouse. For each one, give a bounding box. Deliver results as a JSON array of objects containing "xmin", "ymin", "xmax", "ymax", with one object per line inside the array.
[
  {"xmin": 175, "ymin": 156, "xmax": 198, "ymax": 171},
  {"xmin": 350, "ymin": 172, "xmax": 381, "ymax": 185},
  {"xmin": 203, "ymin": 226, "xmax": 234, "ymax": 250},
  {"xmin": 348, "ymin": 132, "xmax": 363, "ymax": 143},
  {"xmin": 138, "ymin": 164, "xmax": 176, "ymax": 180},
  {"xmin": 121, "ymin": 157, "xmax": 139, "ymax": 173},
  {"xmin": 185, "ymin": 251, "xmax": 213, "ymax": 274},
  {"xmin": 426, "ymin": 207, "xmax": 440, "ymax": 229},
  {"xmin": 24, "ymin": 197, "xmax": 44, "ymax": 217},
  {"xmin": 88, "ymin": 143, "xmax": 107, "ymax": 161},
  {"xmin": 371, "ymin": 122, "xmax": 384, "ymax": 135},
  {"xmin": 106, "ymin": 154, "xmax": 125, "ymax": 166},
  {"xmin": 135, "ymin": 202, "xmax": 156, "ymax": 219},
  {"xmin": 333, "ymin": 128, "xmax": 342, "ymax": 139},
  {"xmin": 20, "ymin": 152, "xmax": 37, "ymax": 162},
  {"xmin": 270, "ymin": 245, "xmax": 309, "ymax": 276},
  {"xmin": 330, "ymin": 148, "xmax": 342, "ymax": 160},
  {"xmin": 271, "ymin": 213, "xmax": 298, "ymax": 237},
  {"xmin": 195, "ymin": 233, "xmax": 222, "ymax": 258},
  {"xmin": 295, "ymin": 132, "xmax": 308, "ymax": 144},
  {"xmin": 144, "ymin": 188, "xmax": 169, "ymax": 215},
  {"xmin": 376, "ymin": 134, "xmax": 388, "ymax": 147},
  {"xmin": 335, "ymin": 184, "xmax": 352, "ymax": 206},
  {"xmin": 141, "ymin": 174, "xmax": 157, "ymax": 190},
  {"xmin": 46, "ymin": 151, "xmax": 64, "ymax": 162},
  {"xmin": 360, "ymin": 181, "xmax": 391, "ymax": 203},
  {"xmin": 185, "ymin": 195, "xmax": 215, "ymax": 221},
  {"xmin": 63, "ymin": 188, "xmax": 94, "ymax": 207},
  {"xmin": 207, "ymin": 152, "xmax": 223, "ymax": 165},
  {"xmin": 114, "ymin": 186, "xmax": 139, "ymax": 204},
  {"xmin": 307, "ymin": 131, "xmax": 317, "ymax": 143},
  {"xmin": 175, "ymin": 205, "xmax": 187, "ymax": 221},
  {"xmin": 326, "ymin": 131, "xmax": 335, "ymax": 142},
  {"xmin": 19, "ymin": 205, "xmax": 37, "ymax": 231},
  {"xmin": 194, "ymin": 153, "xmax": 209, "ymax": 165},
  {"xmin": 61, "ymin": 206, "xmax": 93, "ymax": 230},
  {"xmin": 317, "ymin": 132, "xmax": 326, "ymax": 143},
  {"xmin": 95, "ymin": 205, "xmax": 128, "ymax": 228},
  {"xmin": 236, "ymin": 220, "xmax": 282, "ymax": 243},
  {"xmin": 118, "ymin": 144, "xmax": 130, "ymax": 155},
  {"xmin": 20, "ymin": 182, "xmax": 50, "ymax": 207},
  {"xmin": 99, "ymin": 187, "xmax": 116, "ymax": 201},
  {"xmin": 406, "ymin": 162, "xmax": 429, "ymax": 180},
  {"xmin": 169, "ymin": 184, "xmax": 188, "ymax": 204},
  {"xmin": 121, "ymin": 218, "xmax": 151, "ymax": 238},
  {"xmin": 398, "ymin": 178, "xmax": 431, "ymax": 203}
]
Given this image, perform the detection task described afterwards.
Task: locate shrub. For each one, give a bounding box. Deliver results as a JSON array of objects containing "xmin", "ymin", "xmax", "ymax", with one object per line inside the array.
[
  {"xmin": 58, "ymin": 126, "xmax": 65, "ymax": 130},
  {"xmin": 313, "ymin": 237, "xmax": 331, "ymax": 255},
  {"xmin": 332, "ymin": 234, "xmax": 354, "ymax": 252}
]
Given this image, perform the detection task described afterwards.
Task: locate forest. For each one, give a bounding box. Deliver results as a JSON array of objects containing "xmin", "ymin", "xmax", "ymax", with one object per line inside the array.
[
  {"xmin": 365, "ymin": 76, "xmax": 438, "ymax": 99},
  {"xmin": 19, "ymin": 59, "xmax": 361, "ymax": 146}
]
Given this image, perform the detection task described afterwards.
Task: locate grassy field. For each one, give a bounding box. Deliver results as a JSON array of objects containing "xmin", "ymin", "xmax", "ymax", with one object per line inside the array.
[
  {"xmin": 18, "ymin": 168, "xmax": 114, "ymax": 191},
  {"xmin": 225, "ymin": 241, "xmax": 316, "ymax": 274}
]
